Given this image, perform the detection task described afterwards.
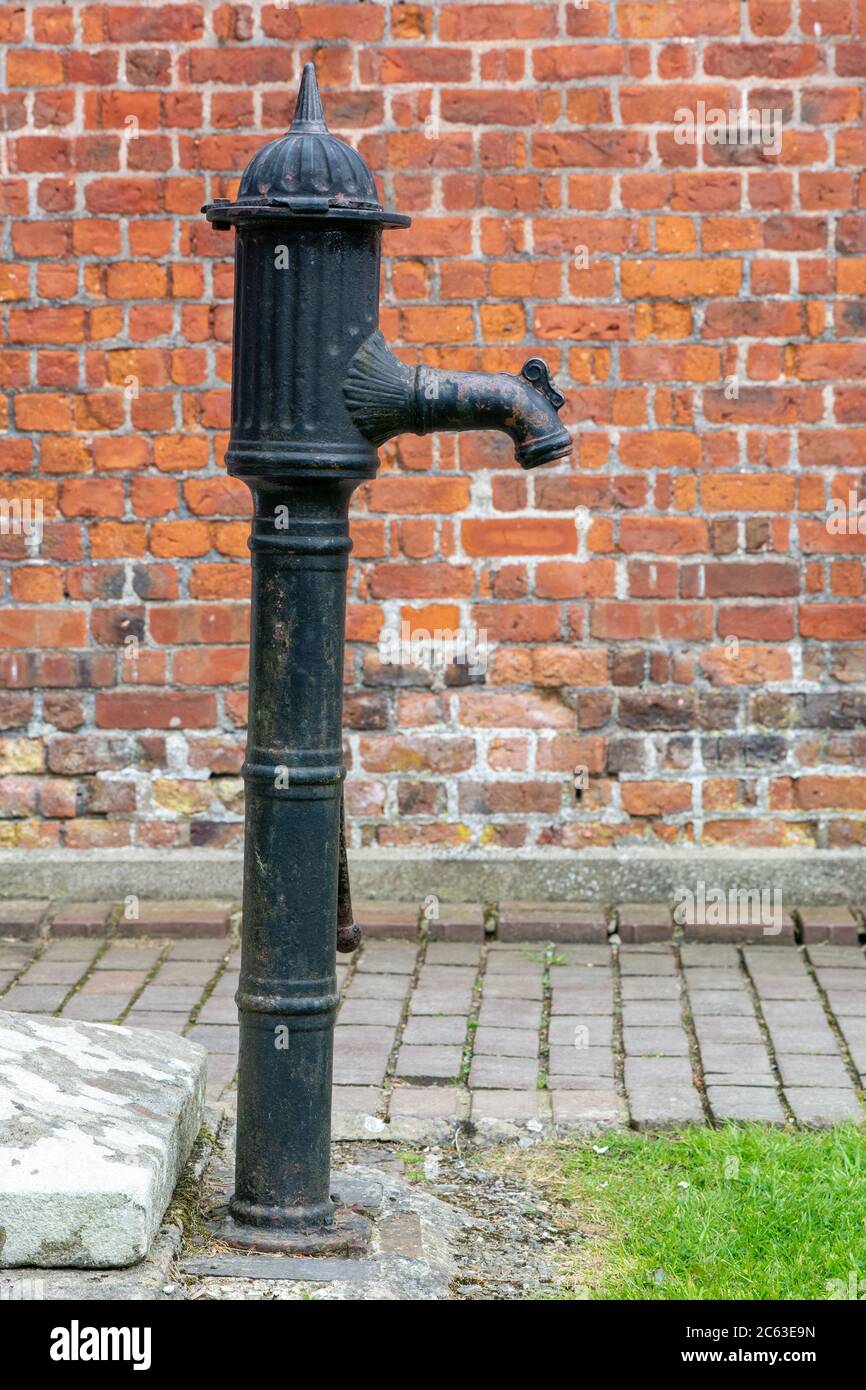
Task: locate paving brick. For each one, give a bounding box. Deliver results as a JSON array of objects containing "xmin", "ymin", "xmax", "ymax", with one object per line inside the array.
[
  {"xmin": 390, "ymin": 1086, "xmax": 460, "ymax": 1119},
  {"xmin": 619, "ymin": 951, "xmax": 676, "ymax": 976},
  {"xmin": 353, "ymin": 901, "xmax": 418, "ymax": 940},
  {"xmin": 620, "ymin": 999, "xmax": 682, "ymax": 1027},
  {"xmin": 620, "ymin": 976, "xmax": 681, "ymax": 1000},
  {"xmin": 825, "ymin": 990, "xmax": 866, "ymax": 1018},
  {"xmin": 20, "ymin": 960, "xmax": 87, "ymax": 986},
  {"xmin": 97, "ymin": 946, "xmax": 163, "ymax": 970},
  {"xmin": 468, "ymin": 1055, "xmax": 537, "ymax": 1090},
  {"xmin": 346, "ymin": 973, "xmax": 407, "ymax": 1000},
  {"xmin": 49, "ymin": 902, "xmax": 115, "ymax": 936},
  {"xmin": 486, "ymin": 949, "xmax": 546, "ymax": 974},
  {"xmin": 116, "ymin": 900, "xmax": 231, "ymax": 938},
  {"xmin": 0, "ymin": 901, "xmax": 49, "ymax": 939},
  {"xmin": 683, "ymin": 918, "xmax": 794, "ymax": 945},
  {"xmin": 700, "ymin": 1044, "xmax": 773, "ymax": 1075},
  {"xmin": 196, "ymin": 996, "xmax": 238, "ymax": 1025},
  {"xmin": 167, "ymin": 939, "xmax": 233, "ymax": 961},
  {"xmin": 683, "ymin": 968, "xmax": 743, "ymax": 990},
  {"xmin": 748, "ymin": 976, "xmax": 817, "ymax": 1000},
  {"xmin": 807, "ymin": 946, "xmax": 866, "ymax": 969},
  {"xmin": 331, "ymin": 1085, "xmax": 382, "ymax": 1113},
  {"xmin": 402, "ymin": 1016, "xmax": 467, "ymax": 1045},
  {"xmin": 556, "ymin": 944, "xmax": 612, "ymax": 966},
  {"xmin": 551, "ymin": 1089, "xmax": 626, "ymax": 1127},
  {"xmin": 499, "ymin": 901, "xmax": 607, "ymax": 943},
  {"xmin": 763, "ymin": 1026, "xmax": 837, "ymax": 1055},
  {"xmin": 0, "ymin": 945, "xmax": 36, "ymax": 971},
  {"xmin": 395, "ymin": 1044, "xmax": 462, "ymax": 1080},
  {"xmin": 694, "ymin": 1015, "xmax": 763, "ymax": 1045},
  {"xmin": 125, "ymin": 1011, "xmax": 188, "ymax": 1033},
  {"xmin": 812, "ymin": 967, "xmax": 866, "ymax": 992},
  {"xmin": 477, "ymin": 998, "xmax": 541, "ymax": 1029},
  {"xmin": 796, "ymin": 906, "xmax": 861, "ymax": 946},
  {"xmin": 355, "ymin": 943, "xmax": 417, "ymax": 974},
  {"xmin": 704, "ymin": 1069, "xmax": 776, "ymax": 1087},
  {"xmin": 425, "ymin": 942, "xmax": 482, "ymax": 966},
  {"xmin": 2, "ymin": 984, "xmax": 67, "ymax": 1012},
  {"xmin": 427, "ymin": 903, "xmax": 485, "ymax": 942},
  {"xmin": 549, "ymin": 966, "xmax": 611, "ymax": 987},
  {"xmin": 835, "ymin": 1017, "xmax": 866, "ymax": 1049},
  {"xmin": 688, "ymin": 990, "xmax": 754, "ymax": 1016},
  {"xmin": 776, "ymin": 1054, "xmax": 851, "ymax": 1088},
  {"xmin": 761, "ymin": 1001, "xmax": 827, "ymax": 1029},
  {"xmin": 206, "ymin": 1054, "xmax": 238, "ymax": 1099},
  {"xmin": 335, "ymin": 1024, "xmax": 395, "ymax": 1050},
  {"xmin": 623, "ymin": 1026, "xmax": 689, "ymax": 1056},
  {"xmin": 548, "ymin": 1015, "xmax": 613, "ymax": 1048},
  {"xmin": 785, "ymin": 1088, "xmax": 863, "ymax": 1124},
  {"xmin": 550, "ymin": 988, "xmax": 613, "ymax": 1015},
  {"xmin": 62, "ymin": 995, "xmax": 128, "ymax": 1022},
  {"xmin": 332, "ymin": 1053, "xmax": 389, "ymax": 1086},
  {"xmin": 616, "ymin": 903, "xmax": 673, "ymax": 943},
  {"xmin": 706, "ymin": 1086, "xmax": 785, "ymax": 1123},
  {"xmin": 470, "ymin": 1089, "xmax": 542, "ymax": 1121},
  {"xmin": 483, "ymin": 975, "xmax": 543, "ymax": 1001},
  {"xmin": 79, "ymin": 969, "xmax": 145, "ymax": 996},
  {"xmin": 628, "ymin": 1087, "xmax": 705, "ymax": 1127},
  {"xmin": 548, "ymin": 1045, "xmax": 614, "ymax": 1078},
  {"xmin": 338, "ymin": 997, "xmax": 403, "ymax": 1027},
  {"xmin": 409, "ymin": 986, "xmax": 474, "ymax": 1014},
  {"xmin": 473, "ymin": 1026, "xmax": 538, "ymax": 1058},
  {"xmin": 625, "ymin": 1056, "xmax": 693, "ymax": 1087},
  {"xmin": 186, "ymin": 1024, "xmax": 238, "ymax": 1054},
  {"xmin": 134, "ymin": 984, "xmax": 203, "ymax": 1012},
  {"xmin": 679, "ymin": 944, "xmax": 740, "ymax": 966},
  {"xmin": 152, "ymin": 960, "xmax": 217, "ymax": 986}
]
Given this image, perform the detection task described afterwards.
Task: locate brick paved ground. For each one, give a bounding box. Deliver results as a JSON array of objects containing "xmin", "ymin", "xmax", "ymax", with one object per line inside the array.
[{"xmin": 1, "ymin": 897, "xmax": 864, "ymax": 1136}]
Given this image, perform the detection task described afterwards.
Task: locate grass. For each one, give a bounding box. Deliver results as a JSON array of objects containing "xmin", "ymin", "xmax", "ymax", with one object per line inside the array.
[{"xmin": 481, "ymin": 1125, "xmax": 866, "ymax": 1300}]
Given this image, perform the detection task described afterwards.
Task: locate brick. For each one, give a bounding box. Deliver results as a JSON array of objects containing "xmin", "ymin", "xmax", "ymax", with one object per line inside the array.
[
  {"xmin": 49, "ymin": 902, "xmax": 114, "ymax": 937},
  {"xmin": 498, "ymin": 902, "xmax": 608, "ymax": 943},
  {"xmin": 468, "ymin": 1055, "xmax": 537, "ymax": 1089},
  {"xmin": 616, "ymin": 904, "xmax": 673, "ymax": 942},
  {"xmin": 115, "ymin": 900, "xmax": 231, "ymax": 938},
  {"xmin": 797, "ymin": 906, "xmax": 861, "ymax": 945},
  {"xmin": 395, "ymin": 1045, "xmax": 462, "ymax": 1080},
  {"xmin": 0, "ymin": 900, "xmax": 50, "ymax": 938},
  {"xmin": 354, "ymin": 901, "xmax": 419, "ymax": 940},
  {"xmin": 426, "ymin": 903, "xmax": 486, "ymax": 942}
]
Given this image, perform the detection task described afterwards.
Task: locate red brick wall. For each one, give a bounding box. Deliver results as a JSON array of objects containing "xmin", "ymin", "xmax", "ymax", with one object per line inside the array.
[{"xmin": 1, "ymin": 1, "xmax": 865, "ymax": 855}]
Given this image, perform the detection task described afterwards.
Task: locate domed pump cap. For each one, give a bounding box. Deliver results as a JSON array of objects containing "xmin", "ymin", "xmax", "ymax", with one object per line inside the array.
[{"xmin": 205, "ymin": 64, "xmax": 409, "ymax": 227}]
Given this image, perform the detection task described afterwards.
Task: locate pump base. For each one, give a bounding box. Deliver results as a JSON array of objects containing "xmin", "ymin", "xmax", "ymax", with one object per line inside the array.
[
  {"xmin": 207, "ymin": 1206, "xmax": 371, "ymax": 1255},
  {"xmin": 206, "ymin": 1173, "xmax": 381, "ymax": 1254}
]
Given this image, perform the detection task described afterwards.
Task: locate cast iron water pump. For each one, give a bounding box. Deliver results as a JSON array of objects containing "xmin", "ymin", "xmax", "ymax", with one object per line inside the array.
[{"xmin": 204, "ymin": 65, "xmax": 572, "ymax": 1250}]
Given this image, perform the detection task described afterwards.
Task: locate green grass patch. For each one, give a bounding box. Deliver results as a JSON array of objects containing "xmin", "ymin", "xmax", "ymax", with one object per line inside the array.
[{"xmin": 483, "ymin": 1124, "xmax": 866, "ymax": 1300}]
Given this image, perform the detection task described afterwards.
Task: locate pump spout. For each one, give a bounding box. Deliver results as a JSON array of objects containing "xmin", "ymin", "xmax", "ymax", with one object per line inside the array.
[{"xmin": 343, "ymin": 331, "xmax": 572, "ymax": 469}]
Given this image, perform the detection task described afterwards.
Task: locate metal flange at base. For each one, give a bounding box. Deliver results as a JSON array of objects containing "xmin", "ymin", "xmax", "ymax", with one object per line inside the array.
[{"xmin": 206, "ymin": 1206, "xmax": 372, "ymax": 1256}]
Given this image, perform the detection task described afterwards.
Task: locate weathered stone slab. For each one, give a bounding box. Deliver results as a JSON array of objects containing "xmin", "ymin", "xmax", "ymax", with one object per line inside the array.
[{"xmin": 0, "ymin": 1011, "xmax": 205, "ymax": 1269}]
